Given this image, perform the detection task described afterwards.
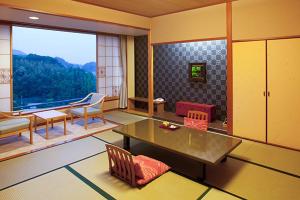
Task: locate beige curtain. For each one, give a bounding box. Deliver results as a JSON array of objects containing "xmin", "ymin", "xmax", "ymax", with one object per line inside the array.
[{"xmin": 119, "ymin": 36, "xmax": 128, "ymax": 108}]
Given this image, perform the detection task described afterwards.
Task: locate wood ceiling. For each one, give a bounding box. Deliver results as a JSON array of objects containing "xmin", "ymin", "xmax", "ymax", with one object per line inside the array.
[
  {"xmin": 73, "ymin": 0, "xmax": 227, "ymax": 17},
  {"xmin": 0, "ymin": 6, "xmax": 148, "ymax": 36}
]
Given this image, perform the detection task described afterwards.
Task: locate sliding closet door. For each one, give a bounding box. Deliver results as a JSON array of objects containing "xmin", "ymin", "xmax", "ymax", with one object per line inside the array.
[
  {"xmin": 233, "ymin": 41, "xmax": 266, "ymax": 142},
  {"xmin": 267, "ymin": 38, "xmax": 300, "ymax": 150}
]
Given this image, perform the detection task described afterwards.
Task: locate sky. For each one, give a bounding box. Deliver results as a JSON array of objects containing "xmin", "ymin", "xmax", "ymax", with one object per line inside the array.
[{"xmin": 13, "ymin": 26, "xmax": 96, "ymax": 65}]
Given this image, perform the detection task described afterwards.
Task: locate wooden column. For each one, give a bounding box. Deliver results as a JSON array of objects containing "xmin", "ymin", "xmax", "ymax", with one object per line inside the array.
[
  {"xmin": 10, "ymin": 25, "xmax": 13, "ymax": 111},
  {"xmin": 148, "ymin": 31, "xmax": 154, "ymax": 117},
  {"xmin": 226, "ymin": 0, "xmax": 233, "ymax": 134},
  {"xmin": 96, "ymin": 34, "xmax": 99, "ymax": 93}
]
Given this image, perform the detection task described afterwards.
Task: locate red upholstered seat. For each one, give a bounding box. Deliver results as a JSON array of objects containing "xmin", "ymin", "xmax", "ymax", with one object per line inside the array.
[
  {"xmin": 176, "ymin": 101, "xmax": 216, "ymax": 122},
  {"xmin": 133, "ymin": 155, "xmax": 170, "ymax": 185}
]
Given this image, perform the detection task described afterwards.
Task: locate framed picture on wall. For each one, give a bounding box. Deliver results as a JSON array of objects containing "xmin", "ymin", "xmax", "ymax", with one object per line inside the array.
[{"xmin": 189, "ymin": 63, "xmax": 206, "ymax": 83}]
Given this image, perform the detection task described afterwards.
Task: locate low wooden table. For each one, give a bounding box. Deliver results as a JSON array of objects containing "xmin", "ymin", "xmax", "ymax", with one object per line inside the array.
[
  {"xmin": 33, "ymin": 110, "xmax": 67, "ymax": 139},
  {"xmin": 113, "ymin": 119, "xmax": 242, "ymax": 181}
]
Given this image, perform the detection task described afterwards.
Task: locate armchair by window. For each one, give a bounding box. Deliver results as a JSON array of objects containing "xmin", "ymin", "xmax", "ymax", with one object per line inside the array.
[
  {"xmin": 69, "ymin": 93, "xmax": 106, "ymax": 129},
  {"xmin": 0, "ymin": 111, "xmax": 33, "ymax": 144}
]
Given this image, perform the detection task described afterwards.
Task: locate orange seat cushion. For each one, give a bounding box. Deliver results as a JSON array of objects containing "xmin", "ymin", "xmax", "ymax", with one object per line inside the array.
[
  {"xmin": 184, "ymin": 117, "xmax": 208, "ymax": 131},
  {"xmin": 133, "ymin": 155, "xmax": 170, "ymax": 185}
]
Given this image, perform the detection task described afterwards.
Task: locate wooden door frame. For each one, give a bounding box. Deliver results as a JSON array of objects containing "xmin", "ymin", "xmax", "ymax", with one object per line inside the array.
[
  {"xmin": 147, "ymin": 2, "xmax": 234, "ymax": 129},
  {"xmin": 226, "ymin": 0, "xmax": 233, "ymax": 134},
  {"xmin": 147, "ymin": 30, "xmax": 154, "ymax": 116}
]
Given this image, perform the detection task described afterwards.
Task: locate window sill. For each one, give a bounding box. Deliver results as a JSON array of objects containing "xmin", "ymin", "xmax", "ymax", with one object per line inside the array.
[
  {"xmin": 105, "ymin": 96, "xmax": 119, "ymax": 101},
  {"xmin": 19, "ymin": 97, "xmax": 119, "ymax": 115},
  {"xmin": 20, "ymin": 102, "xmax": 89, "ymax": 115}
]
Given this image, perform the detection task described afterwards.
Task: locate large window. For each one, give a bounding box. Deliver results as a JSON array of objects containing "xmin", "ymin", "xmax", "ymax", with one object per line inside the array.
[{"xmin": 12, "ymin": 26, "xmax": 96, "ymax": 111}]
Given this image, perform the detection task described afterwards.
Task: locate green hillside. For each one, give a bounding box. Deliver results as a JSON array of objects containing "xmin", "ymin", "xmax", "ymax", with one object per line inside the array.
[{"xmin": 13, "ymin": 54, "xmax": 96, "ymax": 109}]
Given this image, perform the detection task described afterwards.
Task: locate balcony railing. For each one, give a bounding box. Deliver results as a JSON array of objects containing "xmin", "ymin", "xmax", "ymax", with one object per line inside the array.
[{"xmin": 13, "ymin": 97, "xmax": 83, "ymax": 111}]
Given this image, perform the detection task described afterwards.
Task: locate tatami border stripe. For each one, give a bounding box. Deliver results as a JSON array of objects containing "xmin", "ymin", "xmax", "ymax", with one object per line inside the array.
[
  {"xmin": 228, "ymin": 155, "xmax": 300, "ymax": 179},
  {"xmin": 202, "ymin": 182, "xmax": 246, "ymax": 200},
  {"xmin": 65, "ymin": 165, "xmax": 115, "ymax": 200},
  {"xmin": 92, "ymin": 135, "xmax": 113, "ymax": 144},
  {"xmin": 197, "ymin": 187, "xmax": 211, "ymax": 200}
]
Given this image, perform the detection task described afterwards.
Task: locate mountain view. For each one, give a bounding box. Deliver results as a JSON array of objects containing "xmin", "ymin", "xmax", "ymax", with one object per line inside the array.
[
  {"xmin": 13, "ymin": 50, "xmax": 96, "ymax": 75},
  {"xmin": 13, "ymin": 50, "xmax": 96, "ymax": 110}
]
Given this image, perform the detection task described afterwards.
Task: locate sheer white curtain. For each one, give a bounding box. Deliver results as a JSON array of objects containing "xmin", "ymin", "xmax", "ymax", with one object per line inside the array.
[{"xmin": 119, "ymin": 35, "xmax": 128, "ymax": 108}]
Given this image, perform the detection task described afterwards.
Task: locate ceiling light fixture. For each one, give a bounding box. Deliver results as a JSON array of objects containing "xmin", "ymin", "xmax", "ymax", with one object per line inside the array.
[{"xmin": 29, "ymin": 16, "xmax": 39, "ymax": 20}]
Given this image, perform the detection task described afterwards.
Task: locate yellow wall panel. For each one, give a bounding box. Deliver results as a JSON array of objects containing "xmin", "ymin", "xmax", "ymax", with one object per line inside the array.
[
  {"xmin": 267, "ymin": 38, "xmax": 300, "ymax": 150},
  {"xmin": 233, "ymin": 41, "xmax": 266, "ymax": 142},
  {"xmin": 0, "ymin": 0, "xmax": 150, "ymax": 30},
  {"xmin": 233, "ymin": 0, "xmax": 300, "ymax": 40},
  {"xmin": 127, "ymin": 36, "xmax": 135, "ymax": 98},
  {"xmin": 151, "ymin": 4, "xmax": 226, "ymax": 44}
]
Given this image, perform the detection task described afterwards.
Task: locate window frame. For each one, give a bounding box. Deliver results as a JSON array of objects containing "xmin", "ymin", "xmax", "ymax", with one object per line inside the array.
[{"xmin": 11, "ymin": 25, "xmax": 101, "ymax": 111}]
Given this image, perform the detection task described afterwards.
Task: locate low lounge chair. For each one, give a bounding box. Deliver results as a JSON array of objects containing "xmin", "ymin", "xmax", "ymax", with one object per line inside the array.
[
  {"xmin": 0, "ymin": 111, "xmax": 33, "ymax": 144},
  {"xmin": 106, "ymin": 144, "xmax": 170, "ymax": 186},
  {"xmin": 69, "ymin": 93, "xmax": 106, "ymax": 129}
]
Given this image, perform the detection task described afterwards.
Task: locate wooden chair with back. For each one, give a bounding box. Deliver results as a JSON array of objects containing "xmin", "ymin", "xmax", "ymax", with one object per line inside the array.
[
  {"xmin": 0, "ymin": 111, "xmax": 34, "ymax": 144},
  {"xmin": 185, "ymin": 110, "xmax": 209, "ymax": 131},
  {"xmin": 105, "ymin": 144, "xmax": 136, "ymax": 187},
  {"xmin": 69, "ymin": 93, "xmax": 106, "ymax": 129},
  {"xmin": 187, "ymin": 110, "xmax": 208, "ymax": 121}
]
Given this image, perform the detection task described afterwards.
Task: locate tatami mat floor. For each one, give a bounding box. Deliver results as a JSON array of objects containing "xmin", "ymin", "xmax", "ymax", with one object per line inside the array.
[
  {"xmin": 94, "ymin": 127, "xmax": 300, "ymax": 200},
  {"xmin": 70, "ymin": 153, "xmax": 208, "ymax": 200},
  {"xmin": 202, "ymin": 188, "xmax": 240, "ymax": 200},
  {"xmin": 0, "ymin": 137, "xmax": 106, "ymax": 190},
  {"xmin": 207, "ymin": 157, "xmax": 300, "ymax": 200},
  {"xmin": 103, "ymin": 111, "xmax": 147, "ymax": 125},
  {"xmin": 0, "ymin": 168, "xmax": 106, "ymax": 200},
  {"xmin": 0, "ymin": 118, "xmax": 117, "ymax": 161},
  {"xmin": 230, "ymin": 139, "xmax": 300, "ymax": 177},
  {"xmin": 1, "ymin": 111, "xmax": 300, "ymax": 200}
]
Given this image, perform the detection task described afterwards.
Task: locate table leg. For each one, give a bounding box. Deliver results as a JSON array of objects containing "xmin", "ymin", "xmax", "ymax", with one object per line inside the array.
[
  {"xmin": 202, "ymin": 164, "xmax": 206, "ymax": 181},
  {"xmin": 197, "ymin": 163, "xmax": 206, "ymax": 182},
  {"xmin": 221, "ymin": 156, "xmax": 227, "ymax": 163},
  {"xmin": 46, "ymin": 120, "xmax": 49, "ymax": 139},
  {"xmin": 51, "ymin": 119, "xmax": 54, "ymax": 128},
  {"xmin": 34, "ymin": 115, "xmax": 37, "ymax": 132},
  {"xmin": 123, "ymin": 136, "xmax": 130, "ymax": 150},
  {"xmin": 64, "ymin": 117, "xmax": 67, "ymax": 135}
]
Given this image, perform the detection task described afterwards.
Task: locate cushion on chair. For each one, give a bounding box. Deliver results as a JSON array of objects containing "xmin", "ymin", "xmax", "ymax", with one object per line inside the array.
[
  {"xmin": 90, "ymin": 93, "xmax": 105, "ymax": 109},
  {"xmin": 184, "ymin": 117, "xmax": 208, "ymax": 131},
  {"xmin": 70, "ymin": 107, "xmax": 101, "ymax": 116},
  {"xmin": 133, "ymin": 155, "xmax": 170, "ymax": 185},
  {"xmin": 0, "ymin": 118, "xmax": 30, "ymax": 135}
]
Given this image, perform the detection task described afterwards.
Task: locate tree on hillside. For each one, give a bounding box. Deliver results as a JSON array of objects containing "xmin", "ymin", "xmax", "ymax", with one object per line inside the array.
[{"xmin": 13, "ymin": 54, "xmax": 96, "ymax": 108}]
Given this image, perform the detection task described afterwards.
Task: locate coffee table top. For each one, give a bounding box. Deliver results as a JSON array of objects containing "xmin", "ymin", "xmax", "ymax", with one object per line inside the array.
[
  {"xmin": 113, "ymin": 119, "xmax": 242, "ymax": 165},
  {"xmin": 34, "ymin": 110, "xmax": 67, "ymax": 120}
]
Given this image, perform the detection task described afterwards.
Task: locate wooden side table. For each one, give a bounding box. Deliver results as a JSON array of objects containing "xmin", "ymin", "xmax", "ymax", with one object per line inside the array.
[
  {"xmin": 33, "ymin": 110, "xmax": 67, "ymax": 139},
  {"xmin": 128, "ymin": 97, "xmax": 166, "ymax": 114}
]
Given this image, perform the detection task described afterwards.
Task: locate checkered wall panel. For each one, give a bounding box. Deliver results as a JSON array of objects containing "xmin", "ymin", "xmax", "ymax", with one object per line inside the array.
[
  {"xmin": 134, "ymin": 36, "xmax": 227, "ymax": 120},
  {"xmin": 134, "ymin": 36, "xmax": 148, "ymax": 98},
  {"xmin": 154, "ymin": 40, "xmax": 227, "ymax": 120}
]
